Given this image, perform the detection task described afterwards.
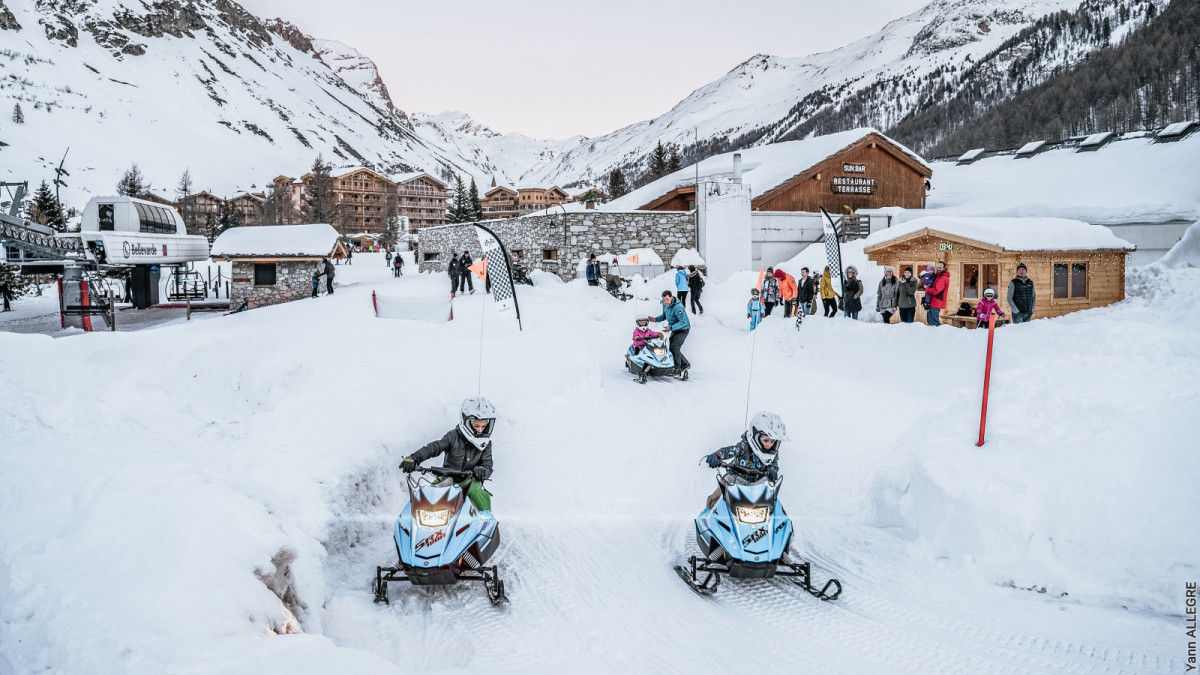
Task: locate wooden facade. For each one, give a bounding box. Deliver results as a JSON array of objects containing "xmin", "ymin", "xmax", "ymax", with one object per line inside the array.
[
  {"xmin": 328, "ymin": 168, "xmax": 393, "ymax": 236},
  {"xmin": 864, "ymin": 228, "xmax": 1132, "ymax": 323},
  {"xmin": 396, "ymin": 173, "xmax": 449, "ymax": 231},
  {"xmin": 228, "ymin": 193, "xmax": 265, "ymax": 225},
  {"xmin": 481, "ymin": 185, "xmax": 519, "ymax": 219},
  {"xmin": 517, "ymin": 186, "xmax": 570, "ymax": 215},
  {"xmin": 639, "ymin": 132, "xmax": 931, "ymax": 213}
]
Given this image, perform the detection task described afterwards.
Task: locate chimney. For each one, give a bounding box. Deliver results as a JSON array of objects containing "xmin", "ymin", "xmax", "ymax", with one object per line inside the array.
[
  {"xmin": 732, "ymin": 153, "xmax": 742, "ymax": 184},
  {"xmin": 585, "ymin": 200, "xmax": 596, "ymax": 210}
]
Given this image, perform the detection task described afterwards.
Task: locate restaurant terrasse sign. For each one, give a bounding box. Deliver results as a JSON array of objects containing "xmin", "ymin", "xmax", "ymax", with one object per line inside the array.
[{"xmin": 831, "ymin": 163, "xmax": 876, "ymax": 194}]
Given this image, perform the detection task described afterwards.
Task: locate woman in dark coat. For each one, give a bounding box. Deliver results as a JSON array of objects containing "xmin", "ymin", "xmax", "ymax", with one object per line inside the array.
[
  {"xmin": 687, "ymin": 265, "xmax": 705, "ymax": 314},
  {"xmin": 897, "ymin": 267, "xmax": 918, "ymax": 323},
  {"xmin": 842, "ymin": 265, "xmax": 863, "ymax": 320}
]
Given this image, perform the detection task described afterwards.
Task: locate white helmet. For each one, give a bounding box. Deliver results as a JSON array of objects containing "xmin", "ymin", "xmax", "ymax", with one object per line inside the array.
[
  {"xmin": 458, "ymin": 397, "xmax": 498, "ymax": 450},
  {"xmin": 746, "ymin": 411, "xmax": 790, "ymax": 465},
  {"xmin": 983, "ymin": 288, "xmax": 996, "ymax": 298}
]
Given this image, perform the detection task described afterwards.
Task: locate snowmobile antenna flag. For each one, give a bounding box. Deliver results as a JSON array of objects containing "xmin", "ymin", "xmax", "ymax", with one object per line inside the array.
[
  {"xmin": 473, "ymin": 224, "xmax": 522, "ymax": 331},
  {"xmin": 819, "ymin": 207, "xmax": 845, "ymax": 298}
]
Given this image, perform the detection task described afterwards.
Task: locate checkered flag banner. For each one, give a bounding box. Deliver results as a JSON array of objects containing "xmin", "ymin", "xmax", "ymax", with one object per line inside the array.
[
  {"xmin": 819, "ymin": 207, "xmax": 845, "ymax": 298},
  {"xmin": 474, "ymin": 224, "xmax": 523, "ymax": 330}
]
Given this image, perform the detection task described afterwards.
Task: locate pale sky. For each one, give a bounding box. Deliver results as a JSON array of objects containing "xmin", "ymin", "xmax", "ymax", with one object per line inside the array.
[{"xmin": 236, "ymin": 0, "xmax": 931, "ymax": 139}]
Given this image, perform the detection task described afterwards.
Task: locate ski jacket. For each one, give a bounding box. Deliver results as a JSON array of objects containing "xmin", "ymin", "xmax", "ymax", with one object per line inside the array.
[
  {"xmin": 1007, "ymin": 277, "xmax": 1036, "ymax": 315},
  {"xmin": 712, "ymin": 433, "xmax": 773, "ymax": 483},
  {"xmin": 675, "ymin": 269, "xmax": 689, "ymax": 292},
  {"xmin": 688, "ymin": 270, "xmax": 705, "ymax": 291},
  {"xmin": 819, "ymin": 272, "xmax": 837, "ymax": 299},
  {"xmin": 324, "ymin": 259, "xmax": 336, "ymax": 280},
  {"xmin": 586, "ymin": 262, "xmax": 601, "ymax": 281},
  {"xmin": 761, "ymin": 277, "xmax": 781, "ymax": 303},
  {"xmin": 411, "ymin": 428, "xmax": 493, "ymax": 480},
  {"xmin": 843, "ymin": 277, "xmax": 863, "ymax": 313},
  {"xmin": 394, "ymin": 257, "xmax": 403, "ymax": 268},
  {"xmin": 655, "ymin": 300, "xmax": 691, "ymax": 331},
  {"xmin": 797, "ymin": 276, "xmax": 817, "ymax": 303},
  {"xmin": 927, "ymin": 270, "xmax": 950, "ymax": 310},
  {"xmin": 631, "ymin": 327, "xmax": 662, "ymax": 349},
  {"xmin": 975, "ymin": 297, "xmax": 1005, "ymax": 322},
  {"xmin": 876, "ymin": 277, "xmax": 899, "ymax": 312},
  {"xmin": 897, "ymin": 276, "xmax": 919, "ymax": 309},
  {"xmin": 747, "ymin": 298, "xmax": 765, "ymax": 317},
  {"xmin": 448, "ymin": 257, "xmax": 463, "ymax": 277},
  {"xmin": 776, "ymin": 272, "xmax": 797, "ymax": 302}
]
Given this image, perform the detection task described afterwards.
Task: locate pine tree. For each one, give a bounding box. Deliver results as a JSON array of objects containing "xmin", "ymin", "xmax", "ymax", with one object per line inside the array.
[
  {"xmin": 218, "ymin": 198, "xmax": 244, "ymax": 238},
  {"xmin": 468, "ymin": 177, "xmax": 482, "ymax": 222},
  {"xmin": 649, "ymin": 141, "xmax": 668, "ymax": 179},
  {"xmin": 302, "ymin": 155, "xmax": 341, "ymax": 227},
  {"xmin": 379, "ymin": 194, "xmax": 400, "ymax": 250},
  {"xmin": 447, "ymin": 176, "xmax": 469, "ymax": 224},
  {"xmin": 27, "ymin": 179, "xmax": 65, "ymax": 231},
  {"xmin": 203, "ymin": 212, "xmax": 221, "ymax": 245},
  {"xmin": 11, "ymin": 104, "xmax": 23, "ymax": 124},
  {"xmin": 667, "ymin": 149, "xmax": 682, "ymax": 173},
  {"xmin": 175, "ymin": 169, "xmax": 193, "ymax": 201},
  {"xmin": 261, "ymin": 185, "xmax": 294, "ymax": 226},
  {"xmin": 174, "ymin": 169, "xmax": 202, "ymax": 233},
  {"xmin": 607, "ymin": 168, "xmax": 630, "ymax": 199},
  {"xmin": 117, "ymin": 164, "xmax": 146, "ymax": 197}
]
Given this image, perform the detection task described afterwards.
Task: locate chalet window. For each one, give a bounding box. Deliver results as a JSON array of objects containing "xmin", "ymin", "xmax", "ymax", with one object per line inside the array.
[
  {"xmin": 253, "ymin": 263, "xmax": 277, "ymax": 286},
  {"xmin": 1053, "ymin": 263, "xmax": 1088, "ymax": 299},
  {"xmin": 542, "ymin": 249, "xmax": 558, "ymax": 261},
  {"xmin": 423, "ymin": 252, "xmax": 440, "ymax": 261},
  {"xmin": 962, "ymin": 264, "xmax": 979, "ymax": 299}
]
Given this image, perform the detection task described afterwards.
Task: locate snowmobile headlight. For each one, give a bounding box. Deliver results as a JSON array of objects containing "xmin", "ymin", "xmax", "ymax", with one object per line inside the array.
[
  {"xmin": 736, "ymin": 506, "xmax": 769, "ymax": 524},
  {"xmin": 653, "ymin": 348, "xmax": 667, "ymax": 358},
  {"xmin": 416, "ymin": 509, "xmax": 450, "ymax": 527}
]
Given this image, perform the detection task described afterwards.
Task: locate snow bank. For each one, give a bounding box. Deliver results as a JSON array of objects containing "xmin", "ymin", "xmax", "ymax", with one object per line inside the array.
[
  {"xmin": 1155, "ymin": 218, "xmax": 1200, "ymax": 268},
  {"xmin": 670, "ymin": 247, "xmax": 705, "ymax": 267}
]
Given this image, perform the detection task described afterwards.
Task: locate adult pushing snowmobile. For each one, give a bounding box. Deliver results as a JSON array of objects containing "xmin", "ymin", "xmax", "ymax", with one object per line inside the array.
[
  {"xmin": 625, "ymin": 316, "xmax": 677, "ymax": 383},
  {"xmin": 373, "ymin": 398, "xmax": 507, "ymax": 605},
  {"xmin": 675, "ymin": 411, "xmax": 841, "ymax": 600}
]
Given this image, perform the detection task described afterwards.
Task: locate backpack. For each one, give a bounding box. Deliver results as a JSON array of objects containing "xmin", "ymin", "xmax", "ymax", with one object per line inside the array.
[
  {"xmin": 693, "ymin": 273, "xmax": 705, "ymax": 289},
  {"xmin": 956, "ymin": 302, "xmax": 973, "ymax": 316}
]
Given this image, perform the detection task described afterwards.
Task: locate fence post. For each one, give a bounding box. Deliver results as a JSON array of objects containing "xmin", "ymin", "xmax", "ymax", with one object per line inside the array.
[
  {"xmin": 109, "ymin": 289, "xmax": 116, "ymax": 331},
  {"xmin": 976, "ymin": 311, "xmax": 997, "ymax": 447}
]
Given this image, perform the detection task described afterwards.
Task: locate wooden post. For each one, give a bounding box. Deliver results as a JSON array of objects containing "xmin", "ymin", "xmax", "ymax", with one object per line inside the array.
[
  {"xmin": 109, "ymin": 289, "xmax": 116, "ymax": 332},
  {"xmin": 372, "ymin": 290, "xmax": 378, "ymax": 317},
  {"xmin": 976, "ymin": 311, "xmax": 997, "ymax": 447}
]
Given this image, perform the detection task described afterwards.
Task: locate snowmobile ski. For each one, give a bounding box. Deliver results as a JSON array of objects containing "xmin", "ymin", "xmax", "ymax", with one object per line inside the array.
[{"xmin": 675, "ymin": 560, "xmax": 718, "ymax": 596}]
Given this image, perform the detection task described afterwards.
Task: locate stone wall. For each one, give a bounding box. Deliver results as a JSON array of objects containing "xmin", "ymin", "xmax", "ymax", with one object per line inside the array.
[
  {"xmin": 231, "ymin": 259, "xmax": 323, "ymax": 309},
  {"xmin": 416, "ymin": 211, "xmax": 696, "ymax": 281}
]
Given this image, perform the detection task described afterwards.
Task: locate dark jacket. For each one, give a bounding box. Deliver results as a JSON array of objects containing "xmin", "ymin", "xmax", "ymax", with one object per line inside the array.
[
  {"xmin": 411, "ymin": 428, "xmax": 493, "ymax": 480},
  {"xmin": 843, "ymin": 277, "xmax": 863, "ymax": 313},
  {"xmin": 323, "ymin": 259, "xmax": 336, "ymax": 279},
  {"xmin": 448, "ymin": 257, "xmax": 463, "ymax": 277},
  {"xmin": 1007, "ymin": 276, "xmax": 1036, "ymax": 315},
  {"xmin": 586, "ymin": 261, "xmax": 601, "ymax": 281},
  {"xmin": 898, "ymin": 276, "xmax": 919, "ymax": 309},
  {"xmin": 712, "ymin": 432, "xmax": 771, "ymax": 482},
  {"xmin": 688, "ymin": 270, "xmax": 705, "ymax": 291},
  {"xmin": 797, "ymin": 276, "xmax": 817, "ymax": 303}
]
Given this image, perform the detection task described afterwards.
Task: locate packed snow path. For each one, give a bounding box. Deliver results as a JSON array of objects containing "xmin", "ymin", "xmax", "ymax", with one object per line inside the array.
[{"xmin": 1, "ymin": 252, "xmax": 1194, "ymax": 673}]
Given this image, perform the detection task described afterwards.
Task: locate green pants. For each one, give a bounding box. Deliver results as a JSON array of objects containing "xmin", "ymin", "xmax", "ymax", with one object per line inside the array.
[{"xmin": 434, "ymin": 477, "xmax": 492, "ymax": 512}]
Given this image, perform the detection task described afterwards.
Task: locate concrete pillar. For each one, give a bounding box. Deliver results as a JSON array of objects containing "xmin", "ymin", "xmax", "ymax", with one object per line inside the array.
[{"xmin": 697, "ymin": 181, "xmax": 752, "ymax": 282}]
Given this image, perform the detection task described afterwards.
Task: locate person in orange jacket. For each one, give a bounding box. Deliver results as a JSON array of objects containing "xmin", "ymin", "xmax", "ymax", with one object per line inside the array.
[{"xmin": 774, "ymin": 269, "xmax": 798, "ymax": 318}]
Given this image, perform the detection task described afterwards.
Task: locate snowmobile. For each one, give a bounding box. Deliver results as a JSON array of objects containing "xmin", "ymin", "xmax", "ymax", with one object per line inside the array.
[
  {"xmin": 675, "ymin": 464, "xmax": 841, "ymax": 600},
  {"xmin": 625, "ymin": 332, "xmax": 683, "ymax": 383},
  {"xmin": 373, "ymin": 465, "xmax": 507, "ymax": 605},
  {"xmin": 606, "ymin": 274, "xmax": 633, "ymax": 302},
  {"xmin": 510, "ymin": 261, "xmax": 533, "ymax": 286}
]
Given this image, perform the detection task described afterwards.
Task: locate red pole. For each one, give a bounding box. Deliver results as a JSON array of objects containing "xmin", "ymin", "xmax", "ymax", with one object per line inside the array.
[
  {"xmin": 372, "ymin": 290, "xmax": 378, "ymax": 317},
  {"xmin": 976, "ymin": 311, "xmax": 997, "ymax": 447}
]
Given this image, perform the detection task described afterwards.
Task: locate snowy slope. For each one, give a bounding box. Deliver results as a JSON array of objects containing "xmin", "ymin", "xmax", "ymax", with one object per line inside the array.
[
  {"xmin": 0, "ymin": 253, "xmax": 1194, "ymax": 672},
  {"xmin": 411, "ymin": 111, "xmax": 585, "ymax": 185},
  {"xmin": 520, "ymin": 0, "xmax": 1163, "ymax": 187},
  {"xmin": 0, "ymin": 0, "xmax": 484, "ymax": 206}
]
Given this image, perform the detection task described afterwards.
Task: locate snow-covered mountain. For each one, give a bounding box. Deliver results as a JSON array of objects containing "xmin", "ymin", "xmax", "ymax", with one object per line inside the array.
[
  {"xmin": 0, "ymin": 0, "xmax": 486, "ymax": 205},
  {"xmin": 410, "ymin": 111, "xmax": 585, "ymax": 186},
  {"xmin": 520, "ymin": 0, "xmax": 1167, "ymax": 186}
]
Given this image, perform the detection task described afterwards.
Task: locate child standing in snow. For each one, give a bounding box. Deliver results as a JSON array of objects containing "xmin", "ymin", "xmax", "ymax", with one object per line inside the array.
[
  {"xmin": 748, "ymin": 288, "xmax": 766, "ymax": 331},
  {"xmin": 311, "ymin": 272, "xmax": 321, "ymax": 298},
  {"xmin": 975, "ymin": 288, "xmax": 1006, "ymax": 328},
  {"xmin": 629, "ymin": 316, "xmax": 662, "ymax": 356}
]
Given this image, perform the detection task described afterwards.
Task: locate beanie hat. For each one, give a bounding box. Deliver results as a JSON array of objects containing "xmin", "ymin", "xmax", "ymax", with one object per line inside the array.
[
  {"xmin": 773, "ymin": 269, "xmax": 786, "ymax": 280},
  {"xmin": 925, "ymin": 264, "xmax": 935, "ymax": 273},
  {"xmin": 1017, "ymin": 262, "xmax": 1028, "ymax": 272}
]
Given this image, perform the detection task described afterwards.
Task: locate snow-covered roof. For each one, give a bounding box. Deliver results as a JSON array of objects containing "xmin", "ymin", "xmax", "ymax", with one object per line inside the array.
[
  {"xmin": 1080, "ymin": 132, "xmax": 1115, "ymax": 147},
  {"xmin": 604, "ymin": 128, "xmax": 929, "ymax": 211},
  {"xmin": 926, "ymin": 133, "xmax": 1200, "ymax": 224},
  {"xmin": 864, "ymin": 216, "xmax": 1135, "ymax": 252},
  {"xmin": 211, "ymin": 224, "xmax": 341, "ymax": 257},
  {"xmin": 1158, "ymin": 121, "xmax": 1196, "ymax": 138},
  {"xmin": 1015, "ymin": 140, "xmax": 1046, "ymax": 155},
  {"xmin": 958, "ymin": 148, "xmax": 986, "ymax": 162}
]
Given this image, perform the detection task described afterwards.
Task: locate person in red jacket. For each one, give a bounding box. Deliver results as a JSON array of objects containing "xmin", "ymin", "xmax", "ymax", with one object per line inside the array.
[{"xmin": 925, "ymin": 261, "xmax": 950, "ymax": 326}]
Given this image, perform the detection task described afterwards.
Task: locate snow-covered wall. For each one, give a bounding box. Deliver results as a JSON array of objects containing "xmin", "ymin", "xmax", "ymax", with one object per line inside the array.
[{"xmin": 698, "ymin": 181, "xmax": 751, "ymax": 282}]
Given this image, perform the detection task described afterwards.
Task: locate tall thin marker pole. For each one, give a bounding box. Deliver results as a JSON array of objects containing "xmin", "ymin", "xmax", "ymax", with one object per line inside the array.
[
  {"xmin": 477, "ymin": 282, "xmax": 487, "ymax": 397},
  {"xmin": 976, "ymin": 311, "xmax": 997, "ymax": 446}
]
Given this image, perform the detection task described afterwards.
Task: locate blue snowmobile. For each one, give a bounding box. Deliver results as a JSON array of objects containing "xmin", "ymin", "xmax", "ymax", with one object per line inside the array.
[
  {"xmin": 373, "ymin": 465, "xmax": 507, "ymax": 605},
  {"xmin": 675, "ymin": 462, "xmax": 841, "ymax": 601},
  {"xmin": 625, "ymin": 332, "xmax": 681, "ymax": 383}
]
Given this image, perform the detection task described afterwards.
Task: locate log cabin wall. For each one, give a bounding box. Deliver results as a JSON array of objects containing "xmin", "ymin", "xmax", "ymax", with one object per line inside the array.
[
  {"xmin": 754, "ymin": 137, "xmax": 929, "ymax": 213},
  {"xmin": 867, "ymin": 232, "xmax": 1128, "ymax": 322}
]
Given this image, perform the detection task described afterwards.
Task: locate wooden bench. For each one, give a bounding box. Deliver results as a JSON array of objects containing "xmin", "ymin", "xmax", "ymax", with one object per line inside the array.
[{"xmin": 941, "ymin": 314, "xmax": 1009, "ymax": 329}]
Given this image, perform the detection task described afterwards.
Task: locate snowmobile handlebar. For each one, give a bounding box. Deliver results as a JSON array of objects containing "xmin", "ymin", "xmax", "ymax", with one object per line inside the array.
[{"xmin": 416, "ymin": 466, "xmax": 473, "ymax": 480}]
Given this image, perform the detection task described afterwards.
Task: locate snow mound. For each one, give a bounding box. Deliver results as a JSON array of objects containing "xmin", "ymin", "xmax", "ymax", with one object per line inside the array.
[
  {"xmin": 1155, "ymin": 218, "xmax": 1200, "ymax": 268},
  {"xmin": 670, "ymin": 248, "xmax": 706, "ymax": 267}
]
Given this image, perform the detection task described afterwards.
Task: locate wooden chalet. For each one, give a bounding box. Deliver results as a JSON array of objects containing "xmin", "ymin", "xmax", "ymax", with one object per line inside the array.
[
  {"xmin": 481, "ymin": 184, "xmax": 519, "ymax": 219},
  {"xmin": 625, "ymin": 129, "xmax": 932, "ymax": 214},
  {"xmin": 228, "ymin": 192, "xmax": 266, "ymax": 225},
  {"xmin": 393, "ymin": 172, "xmax": 450, "ymax": 231},
  {"xmin": 517, "ymin": 186, "xmax": 570, "ymax": 215},
  {"xmin": 863, "ymin": 216, "xmax": 1135, "ymax": 325}
]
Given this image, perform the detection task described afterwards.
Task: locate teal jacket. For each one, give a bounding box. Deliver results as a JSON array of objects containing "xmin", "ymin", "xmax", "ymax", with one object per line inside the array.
[{"xmin": 655, "ymin": 299, "xmax": 691, "ymax": 331}]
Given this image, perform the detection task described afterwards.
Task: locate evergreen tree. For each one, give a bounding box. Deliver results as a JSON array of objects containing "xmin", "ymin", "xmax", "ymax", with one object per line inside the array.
[
  {"xmin": 261, "ymin": 185, "xmax": 294, "ymax": 227},
  {"xmin": 468, "ymin": 177, "xmax": 482, "ymax": 222},
  {"xmin": 667, "ymin": 149, "xmax": 682, "ymax": 173},
  {"xmin": 447, "ymin": 176, "xmax": 469, "ymax": 224},
  {"xmin": 649, "ymin": 141, "xmax": 668, "ymax": 179},
  {"xmin": 302, "ymin": 155, "xmax": 341, "ymax": 227},
  {"xmin": 11, "ymin": 104, "xmax": 23, "ymax": 124},
  {"xmin": 117, "ymin": 163, "xmax": 146, "ymax": 197},
  {"xmin": 174, "ymin": 169, "xmax": 202, "ymax": 233},
  {"xmin": 0, "ymin": 263, "xmax": 36, "ymax": 311},
  {"xmin": 606, "ymin": 168, "xmax": 630, "ymax": 199},
  {"xmin": 203, "ymin": 212, "xmax": 221, "ymax": 246},
  {"xmin": 379, "ymin": 194, "xmax": 401, "ymax": 250},
  {"xmin": 27, "ymin": 179, "xmax": 66, "ymax": 231},
  {"xmin": 218, "ymin": 198, "xmax": 244, "ymax": 236}
]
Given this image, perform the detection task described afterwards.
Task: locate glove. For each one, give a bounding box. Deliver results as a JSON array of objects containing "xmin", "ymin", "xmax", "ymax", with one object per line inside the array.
[
  {"xmin": 747, "ymin": 313, "xmax": 751, "ymax": 318},
  {"xmin": 400, "ymin": 457, "xmax": 417, "ymax": 473},
  {"xmin": 705, "ymin": 453, "xmax": 722, "ymax": 468},
  {"xmin": 766, "ymin": 465, "xmax": 779, "ymax": 482},
  {"xmin": 472, "ymin": 466, "xmax": 490, "ymax": 481}
]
